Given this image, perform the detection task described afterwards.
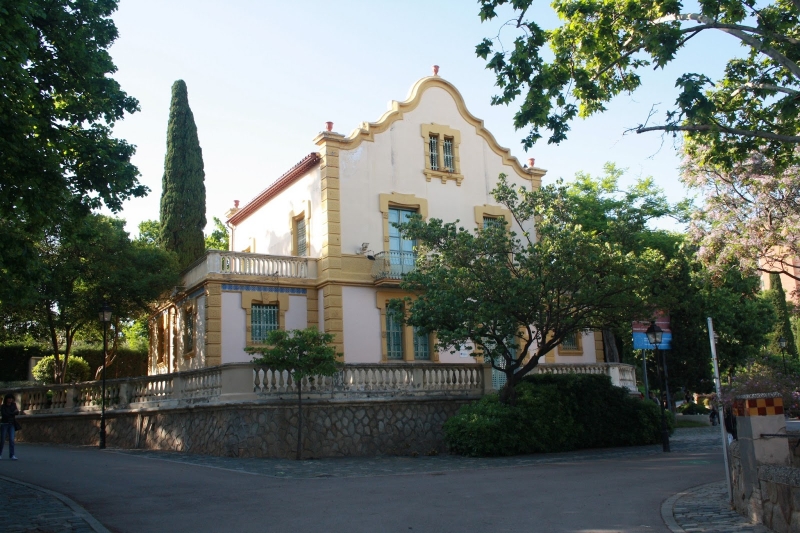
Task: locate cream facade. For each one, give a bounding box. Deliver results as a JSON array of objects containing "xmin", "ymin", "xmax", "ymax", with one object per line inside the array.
[{"xmin": 149, "ymin": 74, "xmax": 605, "ymax": 373}]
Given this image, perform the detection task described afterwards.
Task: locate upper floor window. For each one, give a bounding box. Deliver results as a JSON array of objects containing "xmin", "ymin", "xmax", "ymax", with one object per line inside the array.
[
  {"xmin": 295, "ymin": 217, "xmax": 307, "ymax": 256},
  {"xmin": 421, "ymin": 124, "xmax": 463, "ymax": 185},
  {"xmin": 559, "ymin": 331, "xmax": 583, "ymax": 354}
]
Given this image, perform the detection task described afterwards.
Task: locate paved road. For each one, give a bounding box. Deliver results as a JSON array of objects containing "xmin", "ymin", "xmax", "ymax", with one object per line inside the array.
[{"xmin": 0, "ymin": 427, "xmax": 769, "ymax": 533}]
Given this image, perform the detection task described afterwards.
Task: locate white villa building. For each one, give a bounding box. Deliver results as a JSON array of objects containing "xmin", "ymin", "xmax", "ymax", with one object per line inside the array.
[{"xmin": 149, "ymin": 71, "xmax": 612, "ymax": 382}]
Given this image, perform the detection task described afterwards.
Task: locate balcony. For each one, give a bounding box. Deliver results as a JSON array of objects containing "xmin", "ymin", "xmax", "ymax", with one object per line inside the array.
[
  {"xmin": 182, "ymin": 251, "xmax": 315, "ymax": 288},
  {"xmin": 371, "ymin": 251, "xmax": 417, "ymax": 281}
]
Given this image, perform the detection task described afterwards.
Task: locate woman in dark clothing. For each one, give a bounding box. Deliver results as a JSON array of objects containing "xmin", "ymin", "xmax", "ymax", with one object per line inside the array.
[{"xmin": 0, "ymin": 393, "xmax": 19, "ymax": 459}]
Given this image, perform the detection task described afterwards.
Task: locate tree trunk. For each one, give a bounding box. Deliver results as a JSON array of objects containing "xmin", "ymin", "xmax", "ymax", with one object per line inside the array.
[
  {"xmin": 499, "ymin": 372, "xmax": 519, "ymax": 405},
  {"xmin": 296, "ymin": 378, "xmax": 303, "ymax": 461}
]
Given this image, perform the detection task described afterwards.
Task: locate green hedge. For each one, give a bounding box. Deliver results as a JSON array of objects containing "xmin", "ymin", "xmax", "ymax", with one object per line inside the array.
[
  {"xmin": 678, "ymin": 401, "xmax": 709, "ymax": 415},
  {"xmin": 0, "ymin": 345, "xmax": 48, "ymax": 381},
  {"xmin": 444, "ymin": 374, "xmax": 674, "ymax": 456}
]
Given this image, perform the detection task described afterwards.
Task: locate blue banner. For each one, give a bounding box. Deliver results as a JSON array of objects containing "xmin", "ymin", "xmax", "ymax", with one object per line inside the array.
[{"xmin": 633, "ymin": 332, "xmax": 672, "ymax": 350}]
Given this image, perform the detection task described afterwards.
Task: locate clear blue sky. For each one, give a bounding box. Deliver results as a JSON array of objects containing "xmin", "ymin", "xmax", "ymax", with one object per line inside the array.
[{"xmin": 108, "ymin": 0, "xmax": 735, "ymax": 236}]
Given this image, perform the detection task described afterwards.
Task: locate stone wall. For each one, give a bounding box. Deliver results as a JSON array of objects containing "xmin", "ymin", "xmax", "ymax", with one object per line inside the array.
[{"xmin": 16, "ymin": 398, "xmax": 469, "ymax": 458}]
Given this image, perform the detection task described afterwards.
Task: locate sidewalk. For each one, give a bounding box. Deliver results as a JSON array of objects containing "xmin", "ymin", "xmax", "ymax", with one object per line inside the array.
[
  {"xmin": 0, "ymin": 475, "xmax": 109, "ymax": 533},
  {"xmin": 0, "ymin": 427, "xmax": 774, "ymax": 532}
]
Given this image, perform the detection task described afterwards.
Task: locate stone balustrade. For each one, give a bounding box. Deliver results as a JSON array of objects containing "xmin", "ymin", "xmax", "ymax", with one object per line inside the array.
[
  {"xmin": 10, "ymin": 362, "xmax": 487, "ymax": 415},
  {"xmin": 533, "ymin": 362, "xmax": 638, "ymax": 391},
  {"xmin": 182, "ymin": 250, "xmax": 314, "ymax": 288}
]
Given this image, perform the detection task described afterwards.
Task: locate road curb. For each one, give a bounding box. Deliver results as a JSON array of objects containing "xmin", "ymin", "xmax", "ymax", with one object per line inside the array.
[
  {"xmin": 661, "ymin": 485, "xmax": 694, "ymax": 533},
  {"xmin": 0, "ymin": 474, "xmax": 111, "ymax": 533}
]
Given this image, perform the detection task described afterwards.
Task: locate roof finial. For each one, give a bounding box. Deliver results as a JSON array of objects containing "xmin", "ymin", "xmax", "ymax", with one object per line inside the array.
[
  {"xmin": 528, "ymin": 157, "xmax": 535, "ymax": 168},
  {"xmin": 432, "ymin": 65, "xmax": 439, "ymax": 76},
  {"xmin": 234, "ymin": 200, "xmax": 240, "ymax": 208},
  {"xmin": 325, "ymin": 121, "xmax": 333, "ymax": 132}
]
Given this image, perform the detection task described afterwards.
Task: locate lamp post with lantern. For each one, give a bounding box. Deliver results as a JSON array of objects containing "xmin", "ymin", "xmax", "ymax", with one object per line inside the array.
[
  {"xmin": 646, "ymin": 320, "xmax": 670, "ymax": 452},
  {"xmin": 779, "ymin": 336, "xmax": 788, "ymax": 375},
  {"xmin": 98, "ymin": 302, "xmax": 112, "ymax": 449}
]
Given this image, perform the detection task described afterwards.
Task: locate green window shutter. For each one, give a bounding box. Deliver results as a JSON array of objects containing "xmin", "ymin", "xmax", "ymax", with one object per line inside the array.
[
  {"xmin": 296, "ymin": 218, "xmax": 307, "ymax": 256},
  {"xmin": 413, "ymin": 327, "xmax": 430, "ymax": 360},
  {"xmin": 252, "ymin": 304, "xmax": 279, "ymax": 343},
  {"xmin": 386, "ymin": 308, "xmax": 404, "ymax": 360}
]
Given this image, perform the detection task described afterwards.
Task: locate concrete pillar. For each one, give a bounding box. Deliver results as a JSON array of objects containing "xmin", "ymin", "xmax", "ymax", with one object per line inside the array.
[
  {"xmin": 732, "ymin": 392, "xmax": 790, "ymax": 522},
  {"xmin": 219, "ymin": 363, "xmax": 258, "ymax": 402},
  {"xmin": 482, "ymin": 364, "xmax": 495, "ymax": 395}
]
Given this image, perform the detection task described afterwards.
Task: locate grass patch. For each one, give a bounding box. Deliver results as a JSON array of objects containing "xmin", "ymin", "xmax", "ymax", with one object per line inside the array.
[{"xmin": 675, "ymin": 419, "xmax": 709, "ymax": 428}]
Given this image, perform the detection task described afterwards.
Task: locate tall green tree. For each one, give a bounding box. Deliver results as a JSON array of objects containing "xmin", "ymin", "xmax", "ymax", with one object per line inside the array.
[
  {"xmin": 0, "ymin": 1, "xmax": 145, "ymax": 304},
  {"xmin": 394, "ymin": 175, "xmax": 661, "ymax": 404},
  {"xmin": 160, "ymin": 80, "xmax": 207, "ymax": 269},
  {"xmin": 205, "ymin": 217, "xmax": 229, "ymax": 251},
  {"xmin": 2, "ymin": 214, "xmax": 179, "ymax": 383},
  {"xmin": 766, "ymin": 273, "xmax": 797, "ymax": 357},
  {"xmin": 476, "ymin": 0, "xmax": 800, "ymax": 169}
]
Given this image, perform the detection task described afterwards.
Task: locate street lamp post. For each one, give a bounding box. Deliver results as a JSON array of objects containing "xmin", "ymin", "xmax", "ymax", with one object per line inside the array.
[
  {"xmin": 779, "ymin": 336, "xmax": 788, "ymax": 375},
  {"xmin": 98, "ymin": 303, "xmax": 112, "ymax": 449},
  {"xmin": 646, "ymin": 320, "xmax": 670, "ymax": 452}
]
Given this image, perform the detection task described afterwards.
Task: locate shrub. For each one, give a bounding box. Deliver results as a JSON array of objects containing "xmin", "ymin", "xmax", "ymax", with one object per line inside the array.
[
  {"xmin": 0, "ymin": 344, "xmax": 48, "ymax": 381},
  {"xmin": 444, "ymin": 374, "xmax": 670, "ymax": 456},
  {"xmin": 32, "ymin": 355, "xmax": 91, "ymax": 384}
]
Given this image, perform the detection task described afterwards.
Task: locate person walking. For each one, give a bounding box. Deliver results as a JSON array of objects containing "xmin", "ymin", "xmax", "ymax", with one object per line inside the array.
[{"xmin": 0, "ymin": 393, "xmax": 20, "ymax": 460}]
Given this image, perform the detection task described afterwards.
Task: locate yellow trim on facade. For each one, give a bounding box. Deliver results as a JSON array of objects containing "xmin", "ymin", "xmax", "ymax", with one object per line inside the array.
[
  {"xmin": 474, "ymin": 205, "xmax": 513, "ymax": 227},
  {"xmin": 378, "ymin": 192, "xmax": 429, "ymax": 253},
  {"xmin": 594, "ymin": 330, "xmax": 605, "ymax": 362},
  {"xmin": 205, "ymin": 283, "xmax": 222, "ymax": 367},
  {"xmin": 421, "ymin": 123, "xmax": 464, "ymax": 185},
  {"xmin": 314, "ymin": 133, "xmax": 346, "ymax": 355},
  {"xmin": 240, "ymin": 291, "xmax": 290, "ymax": 347},
  {"xmin": 317, "ymin": 76, "xmax": 545, "ymax": 185},
  {"xmin": 375, "ymin": 290, "xmax": 439, "ymax": 363}
]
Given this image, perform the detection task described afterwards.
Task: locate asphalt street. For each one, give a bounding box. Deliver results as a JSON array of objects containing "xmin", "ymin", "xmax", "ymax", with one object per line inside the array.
[{"xmin": 0, "ymin": 427, "xmax": 769, "ymax": 533}]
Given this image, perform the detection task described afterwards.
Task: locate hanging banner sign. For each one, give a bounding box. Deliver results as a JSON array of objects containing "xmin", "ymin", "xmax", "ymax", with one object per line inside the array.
[{"xmin": 632, "ymin": 313, "xmax": 672, "ymax": 350}]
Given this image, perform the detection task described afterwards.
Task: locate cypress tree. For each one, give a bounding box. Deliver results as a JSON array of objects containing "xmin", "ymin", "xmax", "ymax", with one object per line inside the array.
[
  {"xmin": 159, "ymin": 80, "xmax": 206, "ymax": 269},
  {"xmin": 768, "ymin": 273, "xmax": 797, "ymax": 357}
]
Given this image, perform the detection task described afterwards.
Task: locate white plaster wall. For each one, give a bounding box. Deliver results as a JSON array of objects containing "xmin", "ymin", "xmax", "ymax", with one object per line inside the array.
[
  {"xmin": 551, "ymin": 331, "xmax": 598, "ymax": 364},
  {"xmin": 437, "ymin": 344, "xmax": 480, "ymax": 364},
  {"xmin": 285, "ymin": 295, "xmax": 308, "ymax": 331},
  {"xmin": 221, "ymin": 292, "xmax": 248, "ymax": 364},
  {"xmin": 342, "ymin": 286, "xmax": 381, "ymax": 363},
  {"xmin": 230, "ymin": 167, "xmax": 322, "ymax": 256},
  {"xmin": 338, "ymin": 86, "xmax": 537, "ymax": 255}
]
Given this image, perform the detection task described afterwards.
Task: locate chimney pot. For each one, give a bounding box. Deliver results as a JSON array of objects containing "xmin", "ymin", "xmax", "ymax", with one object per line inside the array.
[
  {"xmin": 325, "ymin": 121, "xmax": 333, "ymax": 132},
  {"xmin": 528, "ymin": 158, "xmax": 535, "ymax": 168},
  {"xmin": 234, "ymin": 200, "xmax": 240, "ymax": 208}
]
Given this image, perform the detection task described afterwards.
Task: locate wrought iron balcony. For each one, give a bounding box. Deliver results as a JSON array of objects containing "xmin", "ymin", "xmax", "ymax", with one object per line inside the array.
[{"xmin": 371, "ymin": 251, "xmax": 417, "ymax": 281}]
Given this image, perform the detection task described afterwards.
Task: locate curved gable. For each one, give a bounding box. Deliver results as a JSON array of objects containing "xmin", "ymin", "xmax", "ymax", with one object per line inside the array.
[{"xmin": 339, "ymin": 76, "xmax": 545, "ymax": 183}]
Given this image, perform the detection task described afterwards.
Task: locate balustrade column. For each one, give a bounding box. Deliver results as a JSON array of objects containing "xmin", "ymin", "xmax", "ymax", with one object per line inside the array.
[
  {"xmin": 64, "ymin": 386, "xmax": 77, "ymax": 410},
  {"xmin": 482, "ymin": 364, "xmax": 495, "ymax": 394},
  {"xmin": 117, "ymin": 383, "xmax": 130, "ymax": 408}
]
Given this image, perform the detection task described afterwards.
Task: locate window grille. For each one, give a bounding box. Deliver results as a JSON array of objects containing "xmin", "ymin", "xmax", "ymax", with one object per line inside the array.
[
  {"xmin": 428, "ymin": 136, "xmax": 439, "ymax": 171},
  {"xmin": 252, "ymin": 304, "xmax": 279, "ymax": 343},
  {"xmin": 413, "ymin": 327, "xmax": 430, "ymax": 360},
  {"xmin": 561, "ymin": 331, "xmax": 579, "ymax": 350},
  {"xmin": 296, "ymin": 217, "xmax": 307, "ymax": 256},
  {"xmin": 443, "ymin": 137, "xmax": 454, "ymax": 171},
  {"xmin": 386, "ymin": 308, "xmax": 404, "ymax": 360},
  {"xmin": 483, "ymin": 216, "xmax": 502, "ymax": 229}
]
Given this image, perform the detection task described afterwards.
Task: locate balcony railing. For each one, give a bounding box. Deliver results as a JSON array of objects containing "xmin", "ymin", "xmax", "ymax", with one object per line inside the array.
[
  {"xmin": 183, "ymin": 251, "xmax": 313, "ymax": 287},
  {"xmin": 371, "ymin": 251, "xmax": 417, "ymax": 281}
]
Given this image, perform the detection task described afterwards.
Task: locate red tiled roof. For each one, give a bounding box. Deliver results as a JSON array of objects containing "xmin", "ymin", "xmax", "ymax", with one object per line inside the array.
[{"xmin": 227, "ymin": 152, "xmax": 321, "ymax": 226}]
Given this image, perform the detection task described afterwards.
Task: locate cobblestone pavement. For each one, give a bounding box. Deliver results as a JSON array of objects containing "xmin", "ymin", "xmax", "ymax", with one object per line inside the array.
[
  {"xmin": 0, "ymin": 426, "xmax": 774, "ymax": 532},
  {"xmin": 0, "ymin": 475, "xmax": 109, "ymax": 533},
  {"xmin": 663, "ymin": 481, "xmax": 770, "ymax": 533}
]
